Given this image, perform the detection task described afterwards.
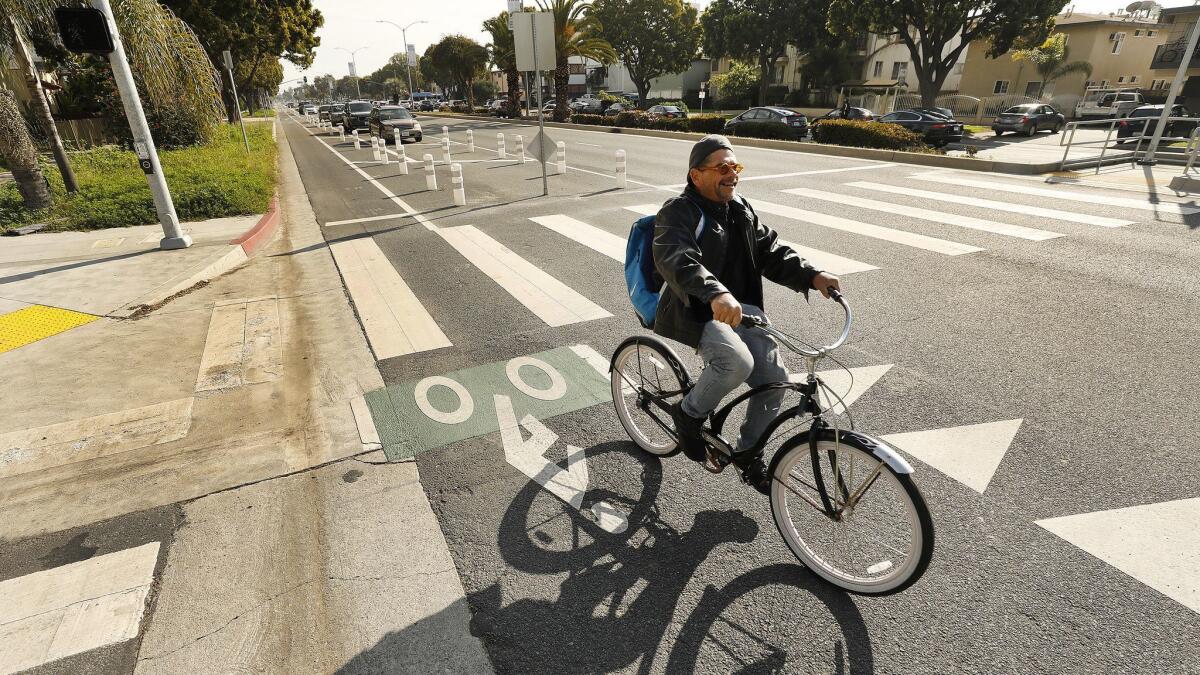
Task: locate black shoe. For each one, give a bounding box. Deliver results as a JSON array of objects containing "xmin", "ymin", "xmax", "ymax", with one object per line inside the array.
[
  {"xmin": 670, "ymin": 402, "xmax": 707, "ymax": 462},
  {"xmin": 738, "ymin": 456, "xmax": 772, "ymax": 495}
]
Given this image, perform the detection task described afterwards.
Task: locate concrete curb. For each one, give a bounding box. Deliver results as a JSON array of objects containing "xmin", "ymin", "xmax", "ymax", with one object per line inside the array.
[
  {"xmin": 231, "ymin": 195, "xmax": 281, "ymax": 257},
  {"xmin": 111, "ymin": 194, "xmax": 283, "ymax": 317},
  {"xmin": 422, "ymin": 112, "xmax": 1070, "ymax": 176}
]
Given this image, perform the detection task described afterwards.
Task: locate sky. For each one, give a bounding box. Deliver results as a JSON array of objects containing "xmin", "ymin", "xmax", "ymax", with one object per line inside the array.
[{"xmin": 282, "ymin": 0, "xmax": 1189, "ymax": 87}]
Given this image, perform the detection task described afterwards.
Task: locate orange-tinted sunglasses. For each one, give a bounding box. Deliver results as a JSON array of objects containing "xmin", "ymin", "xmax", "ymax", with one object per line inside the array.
[{"xmin": 696, "ymin": 162, "xmax": 744, "ymax": 176}]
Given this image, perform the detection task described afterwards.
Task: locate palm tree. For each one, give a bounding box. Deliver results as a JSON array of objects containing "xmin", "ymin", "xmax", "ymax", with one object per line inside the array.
[
  {"xmin": 5, "ymin": 16, "xmax": 77, "ymax": 194},
  {"xmin": 1013, "ymin": 33, "xmax": 1093, "ymax": 100},
  {"xmin": 535, "ymin": 0, "xmax": 616, "ymax": 121},
  {"xmin": 0, "ymin": 0, "xmax": 223, "ymax": 210},
  {"xmin": 483, "ymin": 12, "xmax": 521, "ymax": 118},
  {"xmin": 0, "ymin": 87, "xmax": 50, "ymax": 209}
]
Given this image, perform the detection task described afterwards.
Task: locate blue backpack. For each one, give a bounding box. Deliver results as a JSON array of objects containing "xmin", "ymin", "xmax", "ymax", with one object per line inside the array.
[{"xmin": 624, "ymin": 205, "xmax": 708, "ymax": 328}]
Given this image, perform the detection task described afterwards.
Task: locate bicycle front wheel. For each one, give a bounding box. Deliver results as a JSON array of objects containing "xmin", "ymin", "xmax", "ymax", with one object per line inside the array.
[
  {"xmin": 610, "ymin": 337, "xmax": 690, "ymax": 456},
  {"xmin": 770, "ymin": 430, "xmax": 934, "ymax": 595}
]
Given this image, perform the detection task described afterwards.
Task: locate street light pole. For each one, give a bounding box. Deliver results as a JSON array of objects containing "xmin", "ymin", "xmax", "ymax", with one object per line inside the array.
[
  {"xmin": 335, "ymin": 47, "xmax": 368, "ymax": 99},
  {"xmin": 377, "ymin": 20, "xmax": 427, "ymax": 100}
]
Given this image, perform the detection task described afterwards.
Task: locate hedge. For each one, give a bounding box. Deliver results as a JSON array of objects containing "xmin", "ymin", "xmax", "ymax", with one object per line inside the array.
[
  {"xmin": 727, "ymin": 121, "xmax": 800, "ymax": 141},
  {"xmin": 811, "ymin": 119, "xmax": 926, "ymax": 150},
  {"xmin": 572, "ymin": 111, "xmax": 728, "ymax": 135},
  {"xmin": 0, "ymin": 122, "xmax": 277, "ymax": 232},
  {"xmin": 687, "ymin": 114, "xmax": 727, "ymax": 133}
]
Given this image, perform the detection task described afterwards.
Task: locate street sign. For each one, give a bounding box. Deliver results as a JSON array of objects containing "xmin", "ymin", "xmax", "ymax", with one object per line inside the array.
[
  {"xmin": 222, "ymin": 49, "xmax": 233, "ymax": 70},
  {"xmin": 698, "ymin": 91, "xmax": 706, "ymax": 99},
  {"xmin": 54, "ymin": 7, "xmax": 114, "ymax": 55},
  {"xmin": 407, "ymin": 43, "xmax": 417, "ymax": 64},
  {"xmin": 529, "ymin": 130, "xmax": 557, "ymax": 164},
  {"xmin": 512, "ymin": 11, "xmax": 555, "ymax": 73},
  {"xmin": 348, "ymin": 61, "xmax": 357, "ymax": 77}
]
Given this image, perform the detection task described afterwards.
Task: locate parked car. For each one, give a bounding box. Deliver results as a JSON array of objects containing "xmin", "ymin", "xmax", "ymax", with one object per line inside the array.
[
  {"xmin": 1076, "ymin": 88, "xmax": 1143, "ymax": 120},
  {"xmin": 572, "ymin": 98, "xmax": 603, "ymax": 114},
  {"xmin": 814, "ymin": 106, "xmax": 876, "ymax": 124},
  {"xmin": 723, "ymin": 106, "xmax": 809, "ymax": 139},
  {"xmin": 1116, "ymin": 104, "xmax": 1198, "ymax": 142},
  {"xmin": 318, "ymin": 104, "xmax": 337, "ymax": 122},
  {"xmin": 302, "ymin": 104, "xmax": 318, "ymax": 116},
  {"xmin": 879, "ymin": 109, "xmax": 964, "ymax": 146},
  {"xmin": 648, "ymin": 105, "xmax": 687, "ymax": 119},
  {"xmin": 542, "ymin": 99, "xmax": 557, "ymax": 113},
  {"xmin": 909, "ymin": 106, "xmax": 954, "ymax": 120},
  {"xmin": 992, "ymin": 103, "xmax": 1065, "ymax": 137},
  {"xmin": 603, "ymin": 102, "xmax": 629, "ymax": 117},
  {"xmin": 341, "ymin": 100, "xmax": 374, "ymax": 131},
  {"xmin": 369, "ymin": 105, "xmax": 422, "ymax": 144}
]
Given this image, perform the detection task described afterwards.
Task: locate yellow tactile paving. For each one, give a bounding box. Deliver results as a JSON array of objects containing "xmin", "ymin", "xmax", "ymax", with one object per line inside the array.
[{"xmin": 0, "ymin": 305, "xmax": 99, "ymax": 354}]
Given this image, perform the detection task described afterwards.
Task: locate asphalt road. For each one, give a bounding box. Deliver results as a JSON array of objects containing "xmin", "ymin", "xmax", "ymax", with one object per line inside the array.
[{"xmin": 285, "ymin": 111, "xmax": 1200, "ymax": 674}]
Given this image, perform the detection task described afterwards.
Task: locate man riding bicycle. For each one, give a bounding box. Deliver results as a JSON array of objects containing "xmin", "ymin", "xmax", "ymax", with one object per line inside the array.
[{"xmin": 653, "ymin": 135, "xmax": 841, "ymax": 493}]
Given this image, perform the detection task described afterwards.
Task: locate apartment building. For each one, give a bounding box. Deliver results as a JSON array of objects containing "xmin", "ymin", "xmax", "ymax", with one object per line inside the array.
[
  {"xmin": 858, "ymin": 32, "xmax": 969, "ymax": 92},
  {"xmin": 957, "ymin": 8, "xmax": 1167, "ymax": 110}
]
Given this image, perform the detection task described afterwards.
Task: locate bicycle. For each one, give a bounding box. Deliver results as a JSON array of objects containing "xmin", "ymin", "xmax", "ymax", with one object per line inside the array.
[{"xmin": 609, "ymin": 291, "xmax": 934, "ymax": 595}]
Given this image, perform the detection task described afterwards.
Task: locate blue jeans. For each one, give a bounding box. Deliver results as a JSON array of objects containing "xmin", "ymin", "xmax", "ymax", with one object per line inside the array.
[{"xmin": 680, "ymin": 305, "xmax": 788, "ymax": 452}]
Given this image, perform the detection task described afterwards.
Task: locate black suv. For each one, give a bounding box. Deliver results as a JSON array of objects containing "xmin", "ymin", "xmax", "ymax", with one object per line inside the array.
[{"xmin": 341, "ymin": 100, "xmax": 374, "ymax": 131}]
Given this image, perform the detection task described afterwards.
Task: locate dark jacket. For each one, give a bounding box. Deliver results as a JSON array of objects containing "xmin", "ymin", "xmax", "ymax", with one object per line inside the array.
[{"xmin": 652, "ymin": 187, "xmax": 820, "ymax": 347}]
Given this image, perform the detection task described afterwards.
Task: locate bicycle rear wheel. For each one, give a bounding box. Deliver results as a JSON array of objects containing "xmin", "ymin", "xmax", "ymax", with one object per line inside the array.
[
  {"xmin": 770, "ymin": 430, "xmax": 934, "ymax": 595},
  {"xmin": 610, "ymin": 337, "xmax": 690, "ymax": 456}
]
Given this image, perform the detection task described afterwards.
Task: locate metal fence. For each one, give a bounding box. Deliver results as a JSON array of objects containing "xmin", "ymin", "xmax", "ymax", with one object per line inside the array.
[{"xmin": 54, "ymin": 118, "xmax": 115, "ymax": 149}]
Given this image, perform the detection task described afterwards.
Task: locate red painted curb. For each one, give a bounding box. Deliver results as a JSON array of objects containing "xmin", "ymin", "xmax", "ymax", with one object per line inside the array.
[{"xmin": 230, "ymin": 195, "xmax": 281, "ymax": 256}]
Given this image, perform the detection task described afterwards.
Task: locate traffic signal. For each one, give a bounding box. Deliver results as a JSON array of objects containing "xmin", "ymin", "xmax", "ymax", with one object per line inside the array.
[
  {"xmin": 54, "ymin": 7, "xmax": 114, "ymax": 55},
  {"xmin": 303, "ymin": 76, "xmax": 308, "ymax": 84}
]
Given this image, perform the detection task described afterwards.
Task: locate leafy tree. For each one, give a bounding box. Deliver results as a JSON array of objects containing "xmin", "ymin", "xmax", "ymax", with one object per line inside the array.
[
  {"xmin": 591, "ymin": 0, "xmax": 700, "ymax": 106},
  {"xmin": 798, "ymin": 35, "xmax": 857, "ymax": 106},
  {"xmin": 1012, "ymin": 32, "xmax": 1091, "ymax": 99},
  {"xmin": 0, "ymin": 0, "xmax": 223, "ymax": 209},
  {"xmin": 429, "ymin": 35, "xmax": 490, "ymax": 110},
  {"xmin": 701, "ymin": 0, "xmax": 822, "ymax": 106},
  {"xmin": 829, "ymin": 0, "xmax": 1066, "ymax": 107},
  {"xmin": 483, "ymin": 11, "xmax": 522, "ymax": 117},
  {"xmin": 710, "ymin": 60, "xmax": 758, "ymax": 107},
  {"xmin": 367, "ymin": 53, "xmax": 425, "ymax": 97},
  {"xmin": 535, "ymin": 0, "xmax": 617, "ymax": 121},
  {"xmin": 420, "ymin": 49, "xmax": 453, "ymax": 95},
  {"xmin": 162, "ymin": 0, "xmax": 322, "ymax": 116}
]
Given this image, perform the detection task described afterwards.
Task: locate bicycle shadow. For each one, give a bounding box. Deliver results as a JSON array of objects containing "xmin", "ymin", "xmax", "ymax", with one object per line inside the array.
[{"xmin": 466, "ymin": 441, "xmax": 876, "ymax": 674}]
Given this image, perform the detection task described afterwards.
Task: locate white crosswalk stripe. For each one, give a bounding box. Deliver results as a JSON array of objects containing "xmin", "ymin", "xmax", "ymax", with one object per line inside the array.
[
  {"xmin": 329, "ymin": 237, "xmax": 452, "ymax": 359},
  {"xmin": 622, "ymin": 204, "xmax": 879, "ymax": 275},
  {"xmin": 437, "ymin": 225, "xmax": 612, "ymax": 327},
  {"xmin": 848, "ymin": 181, "xmax": 1133, "ymax": 228},
  {"xmin": 746, "ymin": 197, "xmax": 982, "ymax": 256},
  {"xmin": 529, "ymin": 215, "xmax": 626, "ymax": 261},
  {"xmin": 781, "ymin": 186, "xmax": 1064, "ymax": 241},
  {"xmin": 910, "ymin": 171, "xmax": 1200, "ymax": 216}
]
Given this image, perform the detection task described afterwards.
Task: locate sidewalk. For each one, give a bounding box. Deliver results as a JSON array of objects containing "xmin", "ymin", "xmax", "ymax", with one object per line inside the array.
[{"xmin": 0, "ymin": 116, "xmax": 489, "ymax": 672}]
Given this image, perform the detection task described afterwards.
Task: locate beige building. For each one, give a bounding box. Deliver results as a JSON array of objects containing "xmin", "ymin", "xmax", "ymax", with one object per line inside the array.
[{"xmin": 958, "ymin": 9, "xmax": 1169, "ymax": 112}]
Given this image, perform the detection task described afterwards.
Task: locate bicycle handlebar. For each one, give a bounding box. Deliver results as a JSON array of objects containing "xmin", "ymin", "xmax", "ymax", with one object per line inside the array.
[{"xmin": 739, "ymin": 289, "xmax": 852, "ymax": 358}]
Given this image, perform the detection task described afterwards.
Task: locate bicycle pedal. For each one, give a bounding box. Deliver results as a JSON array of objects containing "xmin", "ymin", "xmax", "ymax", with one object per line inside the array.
[{"xmin": 702, "ymin": 448, "xmax": 726, "ymax": 474}]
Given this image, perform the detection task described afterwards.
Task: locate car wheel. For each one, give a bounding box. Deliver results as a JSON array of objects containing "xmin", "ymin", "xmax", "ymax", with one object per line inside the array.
[
  {"xmin": 1025, "ymin": 123, "xmax": 1036, "ymax": 137},
  {"xmin": 992, "ymin": 129, "xmax": 1003, "ymax": 136},
  {"xmin": 1052, "ymin": 122, "xmax": 1062, "ymax": 134}
]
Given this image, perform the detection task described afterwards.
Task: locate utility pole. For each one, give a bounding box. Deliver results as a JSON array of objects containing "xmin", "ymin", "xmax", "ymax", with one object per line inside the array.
[
  {"xmin": 336, "ymin": 47, "xmax": 368, "ymax": 99},
  {"xmin": 87, "ymin": 0, "xmax": 191, "ymax": 249},
  {"xmin": 222, "ymin": 50, "xmax": 250, "ymax": 153},
  {"xmin": 1140, "ymin": 18, "xmax": 1200, "ymax": 165},
  {"xmin": 377, "ymin": 20, "xmax": 427, "ymax": 101}
]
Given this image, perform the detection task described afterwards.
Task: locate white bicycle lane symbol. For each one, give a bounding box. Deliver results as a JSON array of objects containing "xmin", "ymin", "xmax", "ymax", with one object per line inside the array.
[{"xmin": 405, "ymin": 345, "xmax": 631, "ymax": 533}]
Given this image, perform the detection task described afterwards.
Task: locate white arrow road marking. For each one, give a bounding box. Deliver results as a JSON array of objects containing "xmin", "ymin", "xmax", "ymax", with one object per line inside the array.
[
  {"xmin": 494, "ymin": 394, "xmax": 630, "ymax": 534},
  {"xmin": 792, "ymin": 364, "xmax": 893, "ymax": 414},
  {"xmin": 1036, "ymin": 498, "xmax": 1200, "ymax": 615},
  {"xmin": 882, "ymin": 419, "xmax": 1023, "ymax": 493}
]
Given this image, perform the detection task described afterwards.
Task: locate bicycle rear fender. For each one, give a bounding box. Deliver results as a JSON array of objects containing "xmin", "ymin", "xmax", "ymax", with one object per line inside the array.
[
  {"xmin": 609, "ymin": 335, "xmax": 694, "ymax": 389},
  {"xmin": 766, "ymin": 427, "xmax": 914, "ymax": 476}
]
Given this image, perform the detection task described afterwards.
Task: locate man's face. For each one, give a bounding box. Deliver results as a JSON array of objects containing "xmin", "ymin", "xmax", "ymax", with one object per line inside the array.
[{"xmin": 689, "ymin": 148, "xmax": 739, "ymax": 203}]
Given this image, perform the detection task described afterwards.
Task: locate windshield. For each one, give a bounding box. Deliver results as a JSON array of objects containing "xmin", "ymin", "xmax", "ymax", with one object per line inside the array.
[
  {"xmin": 380, "ymin": 109, "xmax": 411, "ymax": 120},
  {"xmin": 349, "ymin": 102, "xmax": 372, "ymax": 112},
  {"xmin": 1004, "ymin": 105, "xmax": 1035, "ymax": 114}
]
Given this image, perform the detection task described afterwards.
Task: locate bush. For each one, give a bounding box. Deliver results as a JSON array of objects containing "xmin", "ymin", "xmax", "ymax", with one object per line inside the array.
[
  {"xmin": 614, "ymin": 110, "xmax": 653, "ymax": 128},
  {"xmin": 645, "ymin": 98, "xmax": 689, "ymax": 113},
  {"xmin": 0, "ymin": 123, "xmax": 277, "ymax": 232},
  {"xmin": 571, "ymin": 114, "xmax": 608, "ymax": 126},
  {"xmin": 650, "ymin": 117, "xmax": 690, "ymax": 132},
  {"xmin": 727, "ymin": 121, "xmax": 799, "ymax": 141},
  {"xmin": 811, "ymin": 119, "xmax": 926, "ymax": 150},
  {"xmin": 687, "ymin": 114, "xmax": 727, "ymax": 134},
  {"xmin": 764, "ymin": 85, "xmax": 789, "ymax": 105},
  {"xmin": 784, "ymin": 89, "xmax": 809, "ymax": 107}
]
